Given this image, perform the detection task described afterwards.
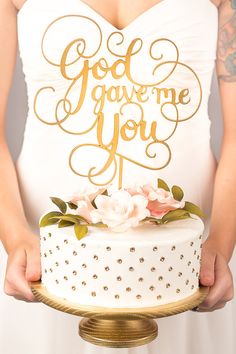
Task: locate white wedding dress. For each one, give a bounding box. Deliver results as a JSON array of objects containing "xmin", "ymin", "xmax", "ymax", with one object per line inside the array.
[{"xmin": 0, "ymin": 0, "xmax": 235, "ymax": 353}]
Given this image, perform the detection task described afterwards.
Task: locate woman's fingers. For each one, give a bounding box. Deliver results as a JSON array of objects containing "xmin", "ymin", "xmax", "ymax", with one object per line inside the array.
[
  {"xmin": 4, "ymin": 245, "xmax": 38, "ymax": 302},
  {"xmin": 199, "ymin": 240, "xmax": 216, "ymax": 286},
  {"xmin": 25, "ymin": 239, "xmax": 41, "ymax": 282},
  {"xmin": 198, "ymin": 251, "xmax": 234, "ymax": 311}
]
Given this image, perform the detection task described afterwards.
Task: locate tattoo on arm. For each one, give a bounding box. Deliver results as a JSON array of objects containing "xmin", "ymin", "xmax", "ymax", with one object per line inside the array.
[{"xmin": 217, "ymin": 0, "xmax": 236, "ymax": 82}]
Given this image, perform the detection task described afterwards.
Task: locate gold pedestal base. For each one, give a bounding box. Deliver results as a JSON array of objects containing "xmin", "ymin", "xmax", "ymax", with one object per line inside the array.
[
  {"xmin": 79, "ymin": 318, "xmax": 158, "ymax": 347},
  {"xmin": 30, "ymin": 281, "xmax": 209, "ymax": 348}
]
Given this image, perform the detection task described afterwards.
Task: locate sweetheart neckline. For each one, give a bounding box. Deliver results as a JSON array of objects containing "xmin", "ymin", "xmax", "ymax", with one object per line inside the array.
[{"xmin": 17, "ymin": 0, "xmax": 218, "ymax": 33}]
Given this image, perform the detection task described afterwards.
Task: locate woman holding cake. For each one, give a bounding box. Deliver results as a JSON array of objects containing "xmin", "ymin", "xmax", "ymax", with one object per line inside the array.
[{"xmin": 0, "ymin": 0, "xmax": 235, "ymax": 353}]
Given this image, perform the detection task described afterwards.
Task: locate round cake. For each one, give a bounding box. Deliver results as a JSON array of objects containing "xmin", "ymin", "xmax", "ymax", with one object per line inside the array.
[{"xmin": 39, "ymin": 215, "xmax": 204, "ymax": 308}]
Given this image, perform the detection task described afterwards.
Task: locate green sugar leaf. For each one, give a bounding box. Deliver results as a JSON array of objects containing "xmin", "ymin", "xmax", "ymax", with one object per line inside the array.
[
  {"xmin": 157, "ymin": 178, "xmax": 170, "ymax": 191},
  {"xmin": 171, "ymin": 185, "xmax": 184, "ymax": 201},
  {"xmin": 162, "ymin": 209, "xmax": 190, "ymax": 222},
  {"xmin": 67, "ymin": 201, "xmax": 78, "ymax": 210},
  {"xmin": 50, "ymin": 197, "xmax": 67, "ymax": 214},
  {"xmin": 58, "ymin": 219, "xmax": 75, "ymax": 228},
  {"xmin": 39, "ymin": 211, "xmax": 63, "ymax": 227},
  {"xmin": 183, "ymin": 201, "xmax": 205, "ymax": 218},
  {"xmin": 74, "ymin": 223, "xmax": 88, "ymax": 240}
]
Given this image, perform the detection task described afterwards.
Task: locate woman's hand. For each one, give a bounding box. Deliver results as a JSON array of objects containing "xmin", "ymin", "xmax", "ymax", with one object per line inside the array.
[
  {"xmin": 3, "ymin": 233, "xmax": 41, "ymax": 302},
  {"xmin": 196, "ymin": 237, "xmax": 234, "ymax": 312}
]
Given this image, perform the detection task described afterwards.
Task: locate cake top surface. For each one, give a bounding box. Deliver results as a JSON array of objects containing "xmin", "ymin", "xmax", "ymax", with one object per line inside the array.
[{"xmin": 41, "ymin": 214, "xmax": 204, "ymax": 246}]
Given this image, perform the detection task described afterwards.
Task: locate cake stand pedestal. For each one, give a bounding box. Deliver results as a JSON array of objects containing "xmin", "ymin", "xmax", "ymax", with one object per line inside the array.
[{"xmin": 29, "ymin": 281, "xmax": 209, "ymax": 348}]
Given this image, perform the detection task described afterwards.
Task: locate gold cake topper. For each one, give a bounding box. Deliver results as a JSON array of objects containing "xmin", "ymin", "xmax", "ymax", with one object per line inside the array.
[{"xmin": 33, "ymin": 15, "xmax": 202, "ymax": 188}]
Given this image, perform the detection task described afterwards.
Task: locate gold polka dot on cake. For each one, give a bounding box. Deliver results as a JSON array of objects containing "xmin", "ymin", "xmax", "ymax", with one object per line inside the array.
[
  {"xmin": 105, "ymin": 266, "xmax": 110, "ymax": 271},
  {"xmin": 151, "ymin": 267, "xmax": 156, "ymax": 272},
  {"xmin": 200, "ymin": 243, "xmax": 203, "ymax": 248},
  {"xmin": 48, "ymin": 232, "xmax": 52, "ymax": 237},
  {"xmin": 64, "ymin": 276, "xmax": 68, "ymax": 280},
  {"xmin": 153, "ymin": 246, "xmax": 158, "ymax": 251},
  {"xmin": 166, "ymin": 283, "xmax": 171, "ymax": 288},
  {"xmin": 73, "ymin": 251, "xmax": 77, "ymax": 256},
  {"xmin": 196, "ymin": 272, "xmax": 199, "ymax": 277},
  {"xmin": 186, "ymin": 279, "xmax": 189, "ymax": 285},
  {"xmin": 117, "ymin": 276, "xmax": 122, "ymax": 281},
  {"xmin": 129, "ymin": 266, "xmax": 134, "ymax": 271},
  {"xmin": 72, "ymin": 270, "xmax": 77, "ymax": 275},
  {"xmin": 103, "ymin": 286, "xmax": 108, "ymax": 291},
  {"xmin": 81, "ymin": 243, "xmax": 86, "ymax": 248},
  {"xmin": 49, "ymin": 268, "xmax": 53, "ymax": 273},
  {"xmin": 192, "ymin": 268, "xmax": 195, "ymax": 273},
  {"xmin": 190, "ymin": 241, "xmax": 194, "ymax": 246},
  {"xmin": 191, "ymin": 285, "xmax": 194, "ymax": 289},
  {"xmin": 44, "ymin": 269, "xmax": 47, "ymax": 273},
  {"xmin": 56, "ymin": 245, "xmax": 60, "ymax": 250},
  {"xmin": 43, "ymin": 253, "xmax": 47, "ymax": 257},
  {"xmin": 82, "ymin": 263, "xmax": 87, "ymax": 268},
  {"xmin": 49, "ymin": 250, "xmax": 53, "ymax": 254},
  {"xmin": 126, "ymin": 287, "xmax": 131, "ymax": 292},
  {"xmin": 136, "ymin": 294, "xmax": 141, "ymax": 299},
  {"xmin": 197, "ymin": 255, "xmax": 200, "ymax": 260},
  {"xmin": 65, "ymin": 260, "xmax": 69, "ymax": 264},
  {"xmin": 93, "ymin": 274, "xmax": 98, "ymax": 279},
  {"xmin": 194, "ymin": 250, "xmax": 197, "ymax": 255},
  {"xmin": 188, "ymin": 261, "xmax": 191, "ymax": 266},
  {"xmin": 139, "ymin": 257, "xmax": 144, "ymax": 263},
  {"xmin": 72, "ymin": 286, "xmax": 76, "ymax": 291},
  {"xmin": 178, "ymin": 272, "xmax": 182, "ymax": 277},
  {"xmin": 55, "ymin": 279, "xmax": 59, "ymax": 284},
  {"xmin": 93, "ymin": 255, "xmax": 98, "ymax": 260},
  {"xmin": 171, "ymin": 246, "xmax": 176, "ymax": 251},
  {"xmin": 156, "ymin": 295, "xmax": 162, "ymax": 300},
  {"xmin": 55, "ymin": 262, "xmax": 59, "ymax": 266},
  {"xmin": 91, "ymin": 291, "xmax": 96, "ymax": 297},
  {"xmin": 115, "ymin": 294, "xmax": 120, "ymax": 299},
  {"xmin": 149, "ymin": 286, "xmax": 155, "ymax": 291},
  {"xmin": 130, "ymin": 247, "xmax": 135, "ymax": 252},
  {"xmin": 158, "ymin": 276, "xmax": 163, "ymax": 281},
  {"xmin": 43, "ymin": 237, "xmax": 46, "ymax": 241},
  {"xmin": 160, "ymin": 257, "xmax": 165, "ymax": 262},
  {"xmin": 117, "ymin": 259, "xmax": 122, "ymax": 264},
  {"xmin": 64, "ymin": 239, "xmax": 68, "ymax": 244},
  {"xmin": 138, "ymin": 277, "xmax": 144, "ymax": 282},
  {"xmin": 106, "ymin": 246, "xmax": 111, "ymax": 251},
  {"xmin": 176, "ymin": 288, "xmax": 180, "ymax": 293},
  {"xmin": 168, "ymin": 266, "xmax": 173, "ymax": 271},
  {"xmin": 180, "ymin": 254, "xmax": 184, "ymax": 259},
  {"xmin": 82, "ymin": 281, "xmax": 86, "ymax": 286}
]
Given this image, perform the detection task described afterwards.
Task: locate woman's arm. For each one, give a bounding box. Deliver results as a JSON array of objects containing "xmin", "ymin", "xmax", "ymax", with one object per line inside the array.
[
  {"xmin": 0, "ymin": 0, "xmax": 40, "ymax": 302},
  {"xmin": 197, "ymin": 0, "xmax": 236, "ymax": 311}
]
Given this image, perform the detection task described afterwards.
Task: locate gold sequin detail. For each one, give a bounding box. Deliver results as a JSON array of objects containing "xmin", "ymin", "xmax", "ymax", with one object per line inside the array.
[
  {"xmin": 194, "ymin": 250, "xmax": 197, "ymax": 255},
  {"xmin": 168, "ymin": 266, "xmax": 173, "ymax": 271},
  {"xmin": 156, "ymin": 295, "xmax": 162, "ymax": 300},
  {"xmin": 160, "ymin": 257, "xmax": 165, "ymax": 262},
  {"xmin": 48, "ymin": 232, "xmax": 52, "ymax": 237},
  {"xmin": 105, "ymin": 266, "xmax": 110, "ymax": 271},
  {"xmin": 138, "ymin": 277, "xmax": 143, "ymax": 282},
  {"xmin": 81, "ymin": 243, "xmax": 86, "ymax": 248},
  {"xmin": 55, "ymin": 279, "xmax": 59, "ymax": 284},
  {"xmin": 188, "ymin": 261, "xmax": 191, "ymax": 266},
  {"xmin": 82, "ymin": 263, "xmax": 87, "ymax": 268},
  {"xmin": 56, "ymin": 245, "xmax": 60, "ymax": 250},
  {"xmin": 158, "ymin": 276, "xmax": 163, "ymax": 281},
  {"xmin": 103, "ymin": 286, "xmax": 108, "ymax": 291},
  {"xmin": 49, "ymin": 268, "xmax": 53, "ymax": 273},
  {"xmin": 129, "ymin": 266, "xmax": 134, "ymax": 271},
  {"xmin": 151, "ymin": 267, "xmax": 156, "ymax": 272},
  {"xmin": 64, "ymin": 276, "xmax": 68, "ymax": 280},
  {"xmin": 190, "ymin": 241, "xmax": 194, "ymax": 246},
  {"xmin": 126, "ymin": 287, "xmax": 131, "ymax": 292},
  {"xmin": 176, "ymin": 288, "xmax": 180, "ymax": 293},
  {"xmin": 130, "ymin": 247, "xmax": 135, "ymax": 252},
  {"xmin": 93, "ymin": 255, "xmax": 98, "ymax": 260},
  {"xmin": 82, "ymin": 281, "xmax": 86, "ymax": 286},
  {"xmin": 72, "ymin": 286, "xmax": 76, "ymax": 291},
  {"xmin": 171, "ymin": 246, "xmax": 176, "ymax": 251},
  {"xmin": 93, "ymin": 274, "xmax": 98, "ymax": 279},
  {"xmin": 72, "ymin": 270, "xmax": 77, "ymax": 275},
  {"xmin": 106, "ymin": 246, "xmax": 111, "ymax": 251},
  {"xmin": 117, "ymin": 276, "xmax": 122, "ymax": 281},
  {"xmin": 139, "ymin": 257, "xmax": 144, "ymax": 263},
  {"xmin": 192, "ymin": 268, "xmax": 195, "ymax": 273},
  {"xmin": 65, "ymin": 260, "xmax": 69, "ymax": 264},
  {"xmin": 49, "ymin": 250, "xmax": 52, "ymax": 254},
  {"xmin": 64, "ymin": 239, "xmax": 68, "ymax": 244},
  {"xmin": 43, "ymin": 253, "xmax": 47, "ymax": 257},
  {"xmin": 55, "ymin": 262, "xmax": 59, "ymax": 266},
  {"xmin": 149, "ymin": 286, "xmax": 155, "ymax": 291},
  {"xmin": 186, "ymin": 279, "xmax": 189, "ymax": 285},
  {"xmin": 73, "ymin": 251, "xmax": 77, "ymax": 256},
  {"xmin": 166, "ymin": 283, "xmax": 171, "ymax": 288},
  {"xmin": 115, "ymin": 294, "xmax": 120, "ymax": 299},
  {"xmin": 180, "ymin": 254, "xmax": 184, "ymax": 259},
  {"xmin": 136, "ymin": 294, "xmax": 141, "ymax": 299},
  {"xmin": 178, "ymin": 272, "xmax": 182, "ymax": 277},
  {"xmin": 91, "ymin": 291, "xmax": 96, "ymax": 297},
  {"xmin": 153, "ymin": 246, "xmax": 158, "ymax": 251},
  {"xmin": 117, "ymin": 259, "xmax": 122, "ymax": 264}
]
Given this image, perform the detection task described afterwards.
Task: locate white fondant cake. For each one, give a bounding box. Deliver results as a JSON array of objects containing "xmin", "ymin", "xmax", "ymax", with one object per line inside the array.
[{"xmin": 40, "ymin": 215, "xmax": 204, "ymax": 308}]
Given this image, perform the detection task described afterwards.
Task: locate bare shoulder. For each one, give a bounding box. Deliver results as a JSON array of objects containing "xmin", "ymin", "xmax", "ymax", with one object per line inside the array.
[{"xmin": 215, "ymin": 0, "xmax": 236, "ymax": 82}]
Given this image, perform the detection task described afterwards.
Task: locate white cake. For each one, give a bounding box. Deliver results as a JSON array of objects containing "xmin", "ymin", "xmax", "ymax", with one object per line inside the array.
[{"xmin": 40, "ymin": 215, "xmax": 204, "ymax": 308}]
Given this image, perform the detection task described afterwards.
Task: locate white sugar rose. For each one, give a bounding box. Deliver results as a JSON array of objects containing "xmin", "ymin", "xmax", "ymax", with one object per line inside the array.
[{"xmin": 90, "ymin": 190, "xmax": 150, "ymax": 232}]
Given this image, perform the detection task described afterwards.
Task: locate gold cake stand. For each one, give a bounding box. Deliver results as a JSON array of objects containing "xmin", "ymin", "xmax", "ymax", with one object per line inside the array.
[{"xmin": 29, "ymin": 281, "xmax": 209, "ymax": 348}]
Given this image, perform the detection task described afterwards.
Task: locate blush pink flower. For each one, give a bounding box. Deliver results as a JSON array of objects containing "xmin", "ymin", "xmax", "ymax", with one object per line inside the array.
[
  {"xmin": 90, "ymin": 190, "xmax": 150, "ymax": 232},
  {"xmin": 67, "ymin": 185, "xmax": 106, "ymax": 223},
  {"xmin": 127, "ymin": 183, "xmax": 185, "ymax": 218}
]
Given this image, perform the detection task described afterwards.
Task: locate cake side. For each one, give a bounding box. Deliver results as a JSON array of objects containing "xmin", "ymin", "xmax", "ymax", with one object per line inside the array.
[{"xmin": 40, "ymin": 216, "xmax": 204, "ymax": 308}]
